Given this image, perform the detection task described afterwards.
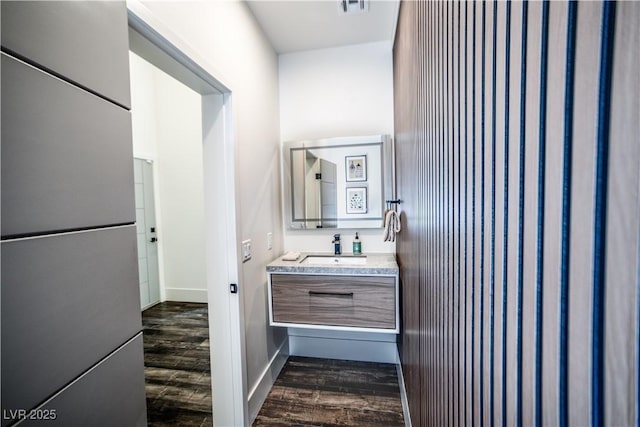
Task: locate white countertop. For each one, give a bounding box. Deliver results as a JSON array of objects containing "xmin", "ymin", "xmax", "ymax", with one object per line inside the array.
[{"xmin": 266, "ymin": 252, "xmax": 398, "ymax": 275}]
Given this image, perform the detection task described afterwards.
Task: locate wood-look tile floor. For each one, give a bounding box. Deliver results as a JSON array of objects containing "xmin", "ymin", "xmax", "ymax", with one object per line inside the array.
[
  {"xmin": 142, "ymin": 302, "xmax": 404, "ymax": 427},
  {"xmin": 254, "ymin": 356, "xmax": 405, "ymax": 427},
  {"xmin": 142, "ymin": 302, "xmax": 213, "ymax": 427}
]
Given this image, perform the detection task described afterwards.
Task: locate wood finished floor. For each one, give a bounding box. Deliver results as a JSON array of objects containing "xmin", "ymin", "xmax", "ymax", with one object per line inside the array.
[
  {"xmin": 254, "ymin": 357, "xmax": 405, "ymax": 427},
  {"xmin": 143, "ymin": 302, "xmax": 405, "ymax": 427},
  {"xmin": 142, "ymin": 302, "xmax": 212, "ymax": 427}
]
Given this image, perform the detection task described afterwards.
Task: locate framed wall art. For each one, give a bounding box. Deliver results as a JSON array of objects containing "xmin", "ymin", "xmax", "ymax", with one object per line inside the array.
[
  {"xmin": 346, "ymin": 187, "xmax": 367, "ymax": 214},
  {"xmin": 345, "ymin": 155, "xmax": 367, "ymax": 182}
]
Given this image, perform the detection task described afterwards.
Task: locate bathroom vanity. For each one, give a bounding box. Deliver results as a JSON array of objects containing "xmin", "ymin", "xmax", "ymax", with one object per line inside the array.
[
  {"xmin": 266, "ymin": 253, "xmax": 399, "ymax": 333},
  {"xmin": 275, "ymin": 135, "xmax": 399, "ymax": 362}
]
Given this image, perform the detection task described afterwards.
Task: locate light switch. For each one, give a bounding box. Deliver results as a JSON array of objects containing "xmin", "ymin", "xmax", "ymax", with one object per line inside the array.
[
  {"xmin": 267, "ymin": 232, "xmax": 273, "ymax": 250},
  {"xmin": 242, "ymin": 239, "xmax": 252, "ymax": 262}
]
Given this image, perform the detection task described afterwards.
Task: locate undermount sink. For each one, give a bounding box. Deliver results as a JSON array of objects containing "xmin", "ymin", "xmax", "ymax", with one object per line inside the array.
[{"xmin": 301, "ymin": 255, "xmax": 367, "ymax": 265}]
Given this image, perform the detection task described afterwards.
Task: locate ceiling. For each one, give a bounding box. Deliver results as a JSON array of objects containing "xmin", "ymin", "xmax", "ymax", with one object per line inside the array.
[{"xmin": 246, "ymin": 0, "xmax": 400, "ymax": 54}]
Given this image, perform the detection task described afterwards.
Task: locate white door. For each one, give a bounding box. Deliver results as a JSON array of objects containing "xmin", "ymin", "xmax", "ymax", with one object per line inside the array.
[
  {"xmin": 134, "ymin": 158, "xmax": 160, "ymax": 309},
  {"xmin": 320, "ymin": 159, "xmax": 337, "ymax": 228}
]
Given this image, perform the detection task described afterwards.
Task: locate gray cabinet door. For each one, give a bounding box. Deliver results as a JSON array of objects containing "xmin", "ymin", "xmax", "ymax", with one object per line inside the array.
[
  {"xmin": 1, "ymin": 54, "xmax": 135, "ymax": 238},
  {"xmin": 1, "ymin": 1, "xmax": 131, "ymax": 108},
  {"xmin": 1, "ymin": 226, "xmax": 142, "ymax": 415},
  {"xmin": 17, "ymin": 335, "xmax": 147, "ymax": 427}
]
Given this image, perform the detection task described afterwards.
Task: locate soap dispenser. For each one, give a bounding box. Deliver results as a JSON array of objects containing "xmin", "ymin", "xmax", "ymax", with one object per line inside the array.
[
  {"xmin": 333, "ymin": 234, "xmax": 342, "ymax": 255},
  {"xmin": 353, "ymin": 232, "xmax": 362, "ymax": 255}
]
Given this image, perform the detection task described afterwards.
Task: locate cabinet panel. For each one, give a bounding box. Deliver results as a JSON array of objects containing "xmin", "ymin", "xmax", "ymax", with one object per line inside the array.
[
  {"xmin": 1, "ymin": 226, "xmax": 142, "ymax": 415},
  {"xmin": 271, "ymin": 274, "xmax": 396, "ymax": 329},
  {"xmin": 1, "ymin": 54, "xmax": 135, "ymax": 238},
  {"xmin": 17, "ymin": 335, "xmax": 147, "ymax": 427},
  {"xmin": 1, "ymin": 1, "xmax": 131, "ymax": 107}
]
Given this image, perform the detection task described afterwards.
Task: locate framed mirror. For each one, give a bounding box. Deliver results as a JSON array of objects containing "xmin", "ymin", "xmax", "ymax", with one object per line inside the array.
[{"xmin": 283, "ymin": 135, "xmax": 394, "ymax": 229}]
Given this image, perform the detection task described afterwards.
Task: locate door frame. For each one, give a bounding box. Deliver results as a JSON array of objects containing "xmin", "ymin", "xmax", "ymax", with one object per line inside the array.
[{"xmin": 127, "ymin": 2, "xmax": 248, "ymax": 425}]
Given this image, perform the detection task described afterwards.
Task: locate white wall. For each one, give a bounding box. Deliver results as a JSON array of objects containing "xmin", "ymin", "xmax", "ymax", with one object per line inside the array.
[
  {"xmin": 279, "ymin": 41, "xmax": 396, "ymax": 253},
  {"xmin": 129, "ymin": 51, "xmax": 208, "ymax": 302},
  {"xmin": 136, "ymin": 1, "xmax": 287, "ymax": 418},
  {"xmin": 154, "ymin": 69, "xmax": 208, "ymax": 302},
  {"xmin": 130, "ymin": 52, "xmax": 157, "ymax": 160}
]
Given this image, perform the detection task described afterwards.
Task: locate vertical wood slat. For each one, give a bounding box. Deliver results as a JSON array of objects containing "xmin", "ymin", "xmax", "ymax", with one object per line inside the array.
[
  {"xmin": 568, "ymin": 3, "xmax": 601, "ymax": 426},
  {"xmin": 465, "ymin": 2, "xmax": 473, "ymax": 424},
  {"xmin": 506, "ymin": 2, "xmax": 522, "ymax": 426},
  {"xmin": 605, "ymin": 2, "xmax": 640, "ymax": 426},
  {"xmin": 422, "ymin": 2, "xmax": 429, "ymax": 425},
  {"xmin": 455, "ymin": 3, "xmax": 463, "ymax": 425},
  {"xmin": 534, "ymin": 3, "xmax": 550, "ymax": 425},
  {"xmin": 489, "ymin": 2, "xmax": 498, "ymax": 425},
  {"xmin": 479, "ymin": 1, "xmax": 487, "ymax": 423},
  {"xmin": 540, "ymin": 2, "xmax": 568, "ymax": 425},
  {"xmin": 494, "ymin": 3, "xmax": 508, "ymax": 426},
  {"xmin": 471, "ymin": 3, "xmax": 479, "ymax": 423},
  {"xmin": 559, "ymin": 2, "xmax": 578, "ymax": 426},
  {"xmin": 522, "ymin": 3, "xmax": 542, "ymax": 426},
  {"xmin": 448, "ymin": 1, "xmax": 454, "ymax": 420},
  {"xmin": 462, "ymin": 2, "xmax": 472, "ymax": 425},
  {"xmin": 434, "ymin": 3, "xmax": 440, "ymax": 418},
  {"xmin": 423, "ymin": 1, "xmax": 431, "ymax": 424},
  {"xmin": 452, "ymin": 3, "xmax": 460, "ymax": 425},
  {"xmin": 515, "ymin": 2, "xmax": 529, "ymax": 426},
  {"xmin": 591, "ymin": 2, "xmax": 617, "ymax": 425},
  {"xmin": 434, "ymin": 1, "xmax": 440, "ymax": 423},
  {"xmin": 441, "ymin": 2, "xmax": 448, "ymax": 424}
]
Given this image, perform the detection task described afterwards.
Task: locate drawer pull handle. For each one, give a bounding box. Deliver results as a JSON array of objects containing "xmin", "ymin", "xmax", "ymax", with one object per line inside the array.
[{"xmin": 308, "ymin": 291, "xmax": 354, "ymax": 297}]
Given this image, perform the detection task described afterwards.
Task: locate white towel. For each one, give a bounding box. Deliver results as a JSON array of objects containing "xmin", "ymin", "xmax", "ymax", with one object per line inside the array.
[
  {"xmin": 383, "ymin": 210, "xmax": 401, "ymax": 242},
  {"xmin": 282, "ymin": 251, "xmax": 301, "ymax": 261},
  {"xmin": 382, "ymin": 208, "xmax": 390, "ymax": 227}
]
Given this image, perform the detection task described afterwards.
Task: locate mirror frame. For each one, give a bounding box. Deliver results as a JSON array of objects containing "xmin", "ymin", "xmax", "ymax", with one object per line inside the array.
[{"xmin": 283, "ymin": 134, "xmax": 394, "ymax": 230}]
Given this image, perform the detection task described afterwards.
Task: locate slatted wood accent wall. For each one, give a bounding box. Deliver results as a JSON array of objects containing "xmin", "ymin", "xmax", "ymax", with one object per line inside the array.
[{"xmin": 393, "ymin": 1, "xmax": 640, "ymax": 426}]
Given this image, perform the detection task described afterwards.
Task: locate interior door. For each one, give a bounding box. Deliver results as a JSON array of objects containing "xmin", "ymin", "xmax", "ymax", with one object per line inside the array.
[
  {"xmin": 319, "ymin": 159, "xmax": 337, "ymax": 228},
  {"xmin": 134, "ymin": 158, "xmax": 160, "ymax": 309},
  {"xmin": 304, "ymin": 154, "xmax": 321, "ymax": 229}
]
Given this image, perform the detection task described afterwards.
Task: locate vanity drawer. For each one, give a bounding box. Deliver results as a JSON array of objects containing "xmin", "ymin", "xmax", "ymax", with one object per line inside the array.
[{"xmin": 270, "ymin": 274, "xmax": 396, "ymax": 329}]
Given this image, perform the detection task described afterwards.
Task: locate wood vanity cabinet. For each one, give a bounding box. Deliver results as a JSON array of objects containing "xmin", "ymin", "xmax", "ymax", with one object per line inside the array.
[{"xmin": 269, "ymin": 274, "xmax": 397, "ymax": 331}]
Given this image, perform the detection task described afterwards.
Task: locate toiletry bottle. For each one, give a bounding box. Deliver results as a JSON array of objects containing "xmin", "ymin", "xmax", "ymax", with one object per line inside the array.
[
  {"xmin": 353, "ymin": 232, "xmax": 362, "ymax": 255},
  {"xmin": 333, "ymin": 234, "xmax": 342, "ymax": 255}
]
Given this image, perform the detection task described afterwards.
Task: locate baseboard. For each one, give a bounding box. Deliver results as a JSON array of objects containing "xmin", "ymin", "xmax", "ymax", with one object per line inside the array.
[
  {"xmin": 396, "ymin": 359, "xmax": 412, "ymax": 427},
  {"xmin": 141, "ymin": 301, "xmax": 160, "ymax": 311},
  {"xmin": 248, "ymin": 339, "xmax": 289, "ymax": 424},
  {"xmin": 163, "ymin": 288, "xmax": 208, "ymax": 303},
  {"xmin": 288, "ymin": 329, "xmax": 398, "ymax": 363}
]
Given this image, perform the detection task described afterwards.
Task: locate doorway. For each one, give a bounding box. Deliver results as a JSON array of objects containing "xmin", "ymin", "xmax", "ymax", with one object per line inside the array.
[
  {"xmin": 130, "ymin": 51, "xmax": 213, "ymax": 423},
  {"xmin": 128, "ymin": 7, "xmax": 246, "ymax": 426}
]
